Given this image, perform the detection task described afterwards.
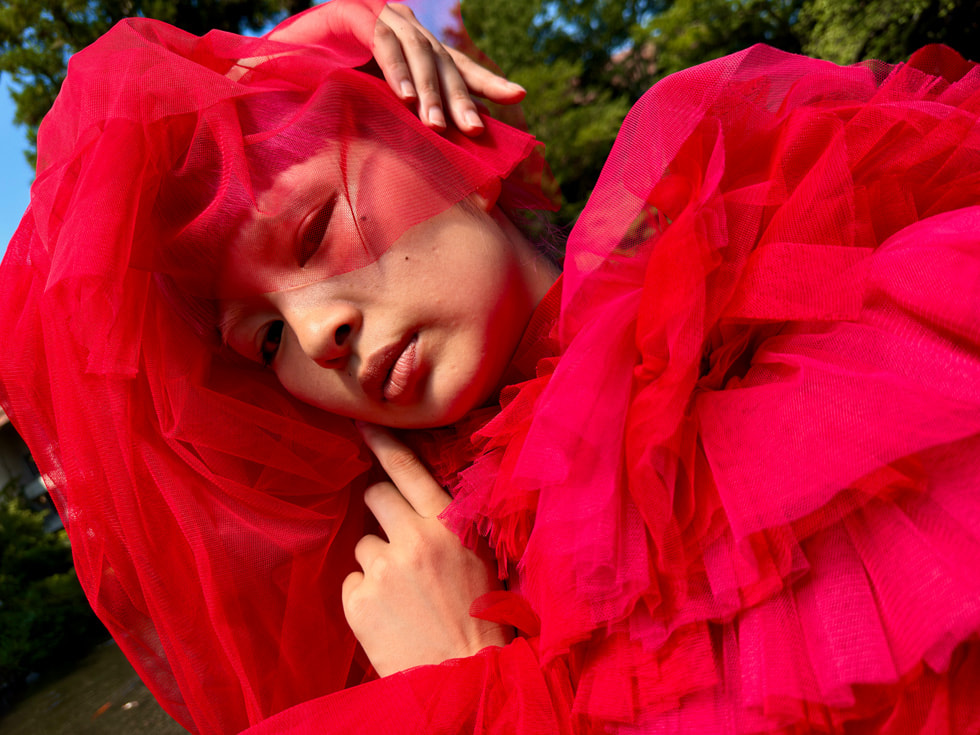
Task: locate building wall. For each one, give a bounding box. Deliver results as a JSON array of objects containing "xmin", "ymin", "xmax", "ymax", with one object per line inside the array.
[
  {"xmin": 0, "ymin": 414, "xmax": 34, "ymax": 491},
  {"xmin": 0, "ymin": 409, "xmax": 62, "ymax": 532}
]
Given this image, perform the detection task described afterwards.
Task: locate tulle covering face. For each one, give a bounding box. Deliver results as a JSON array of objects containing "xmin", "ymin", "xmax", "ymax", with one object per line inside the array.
[
  {"xmin": 0, "ymin": 2, "xmax": 550, "ymax": 733},
  {"xmin": 3, "ymin": 3, "xmax": 980, "ymax": 732}
]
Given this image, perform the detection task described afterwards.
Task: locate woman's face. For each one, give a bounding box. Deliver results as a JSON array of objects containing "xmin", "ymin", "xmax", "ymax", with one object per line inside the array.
[{"xmin": 219, "ymin": 149, "xmax": 557, "ymax": 429}]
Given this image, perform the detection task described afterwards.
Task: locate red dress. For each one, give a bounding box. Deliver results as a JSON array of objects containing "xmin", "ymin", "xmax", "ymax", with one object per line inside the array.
[
  {"xmin": 1, "ymin": 3, "xmax": 979, "ymax": 731},
  {"xmin": 440, "ymin": 44, "xmax": 980, "ymax": 732}
]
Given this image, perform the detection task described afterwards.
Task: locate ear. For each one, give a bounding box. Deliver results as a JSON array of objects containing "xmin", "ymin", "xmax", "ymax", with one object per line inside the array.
[{"xmin": 471, "ymin": 179, "xmax": 501, "ymax": 212}]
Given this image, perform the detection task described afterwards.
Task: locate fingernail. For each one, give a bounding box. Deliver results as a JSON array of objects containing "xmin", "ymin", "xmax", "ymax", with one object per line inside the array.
[
  {"xmin": 427, "ymin": 106, "xmax": 446, "ymax": 128},
  {"xmin": 399, "ymin": 80, "xmax": 416, "ymax": 99},
  {"xmin": 464, "ymin": 110, "xmax": 484, "ymax": 129},
  {"xmin": 507, "ymin": 81, "xmax": 526, "ymax": 93}
]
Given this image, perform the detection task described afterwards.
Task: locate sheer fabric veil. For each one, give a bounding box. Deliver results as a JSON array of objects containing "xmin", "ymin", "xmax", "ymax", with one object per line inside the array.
[
  {"xmin": 0, "ymin": 2, "xmax": 551, "ymax": 731},
  {"xmin": 3, "ymin": 1, "xmax": 980, "ymax": 733}
]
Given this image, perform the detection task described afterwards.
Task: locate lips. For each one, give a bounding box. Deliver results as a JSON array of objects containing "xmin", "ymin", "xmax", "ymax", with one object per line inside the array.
[
  {"xmin": 383, "ymin": 335, "xmax": 418, "ymax": 402},
  {"xmin": 361, "ymin": 334, "xmax": 420, "ymax": 404}
]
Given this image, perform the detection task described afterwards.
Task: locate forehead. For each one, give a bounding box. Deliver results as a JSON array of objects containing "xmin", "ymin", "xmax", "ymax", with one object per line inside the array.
[
  {"xmin": 220, "ymin": 139, "xmax": 452, "ymax": 297},
  {"xmin": 147, "ymin": 66, "xmax": 543, "ymax": 302}
]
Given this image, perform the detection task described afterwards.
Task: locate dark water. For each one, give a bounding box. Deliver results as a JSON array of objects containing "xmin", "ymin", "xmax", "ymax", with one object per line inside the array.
[{"xmin": 0, "ymin": 641, "xmax": 185, "ymax": 734}]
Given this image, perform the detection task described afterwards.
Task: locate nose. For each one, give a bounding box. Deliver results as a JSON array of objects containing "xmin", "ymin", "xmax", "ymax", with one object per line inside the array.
[{"xmin": 284, "ymin": 299, "xmax": 362, "ymax": 368}]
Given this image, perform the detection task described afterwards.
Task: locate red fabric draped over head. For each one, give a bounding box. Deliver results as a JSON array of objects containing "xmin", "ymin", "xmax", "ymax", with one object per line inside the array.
[{"xmin": 0, "ymin": 2, "xmax": 550, "ymax": 732}]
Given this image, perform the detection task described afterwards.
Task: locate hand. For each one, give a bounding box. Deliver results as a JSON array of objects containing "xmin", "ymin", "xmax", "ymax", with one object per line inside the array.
[
  {"xmin": 343, "ymin": 423, "xmax": 512, "ymax": 677},
  {"xmin": 266, "ymin": 2, "xmax": 525, "ymax": 136},
  {"xmin": 369, "ymin": 3, "xmax": 525, "ymax": 134}
]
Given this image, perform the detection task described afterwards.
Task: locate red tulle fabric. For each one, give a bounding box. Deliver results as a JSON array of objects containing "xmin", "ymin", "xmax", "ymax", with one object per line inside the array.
[
  {"xmin": 444, "ymin": 43, "xmax": 980, "ymax": 733},
  {"xmin": 1, "ymin": 0, "xmax": 980, "ymax": 730},
  {"xmin": 0, "ymin": 3, "xmax": 551, "ymax": 732}
]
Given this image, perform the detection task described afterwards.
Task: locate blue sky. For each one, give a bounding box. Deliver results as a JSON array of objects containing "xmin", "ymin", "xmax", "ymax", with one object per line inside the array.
[
  {"xmin": 0, "ymin": 84, "xmax": 34, "ymax": 260},
  {"xmin": 0, "ymin": 0, "xmax": 457, "ymax": 262}
]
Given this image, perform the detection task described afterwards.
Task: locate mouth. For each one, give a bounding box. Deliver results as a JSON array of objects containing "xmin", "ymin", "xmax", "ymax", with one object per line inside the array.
[{"xmin": 361, "ymin": 334, "xmax": 420, "ymax": 404}]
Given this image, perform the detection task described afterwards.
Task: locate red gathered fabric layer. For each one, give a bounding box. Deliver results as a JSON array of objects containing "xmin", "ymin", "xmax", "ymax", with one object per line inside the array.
[
  {"xmin": 0, "ymin": 3, "xmax": 551, "ymax": 732},
  {"xmin": 442, "ymin": 43, "xmax": 980, "ymax": 732},
  {"xmin": 2, "ymin": 1, "xmax": 980, "ymax": 732}
]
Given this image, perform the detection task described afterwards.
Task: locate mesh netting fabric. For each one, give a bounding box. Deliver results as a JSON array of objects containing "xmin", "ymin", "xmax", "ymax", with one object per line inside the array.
[
  {"xmin": 2, "ymin": 2, "xmax": 980, "ymax": 732},
  {"xmin": 442, "ymin": 43, "xmax": 980, "ymax": 733},
  {"xmin": 0, "ymin": 2, "xmax": 550, "ymax": 732}
]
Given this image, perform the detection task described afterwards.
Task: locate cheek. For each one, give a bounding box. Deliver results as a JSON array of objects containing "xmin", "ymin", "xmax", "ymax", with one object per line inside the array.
[
  {"xmin": 459, "ymin": 275, "xmax": 533, "ymax": 389},
  {"xmin": 481, "ymin": 264, "xmax": 531, "ymax": 342},
  {"xmin": 274, "ymin": 352, "xmax": 341, "ymax": 412}
]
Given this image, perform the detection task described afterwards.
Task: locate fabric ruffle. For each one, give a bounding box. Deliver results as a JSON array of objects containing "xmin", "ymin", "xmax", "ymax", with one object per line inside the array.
[
  {"xmin": 0, "ymin": 3, "xmax": 552, "ymax": 733},
  {"xmin": 444, "ymin": 44, "xmax": 980, "ymax": 731},
  {"xmin": 4, "ymin": 3, "xmax": 980, "ymax": 729}
]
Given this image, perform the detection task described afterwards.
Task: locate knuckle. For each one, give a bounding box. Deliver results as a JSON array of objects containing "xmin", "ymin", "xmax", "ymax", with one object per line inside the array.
[
  {"xmin": 363, "ymin": 482, "xmax": 383, "ymax": 503},
  {"xmin": 389, "ymin": 3, "xmax": 415, "ymax": 20},
  {"xmin": 363, "ymin": 481, "xmax": 394, "ymax": 508},
  {"xmin": 369, "ymin": 554, "xmax": 392, "ymax": 581},
  {"xmin": 342, "ymin": 587, "xmax": 370, "ymax": 622},
  {"xmin": 387, "ymin": 447, "xmax": 422, "ymax": 476},
  {"xmin": 387, "ymin": 59, "xmax": 411, "ymax": 77},
  {"xmin": 416, "ymin": 80, "xmax": 440, "ymax": 98},
  {"xmin": 448, "ymin": 87, "xmax": 473, "ymax": 104},
  {"xmin": 373, "ymin": 21, "xmax": 396, "ymax": 42},
  {"xmin": 445, "ymin": 46, "xmax": 466, "ymax": 63},
  {"xmin": 353, "ymin": 534, "xmax": 373, "ymax": 557},
  {"xmin": 341, "ymin": 571, "xmax": 357, "ymax": 593},
  {"xmin": 341, "ymin": 572, "xmax": 364, "ymax": 605},
  {"xmin": 401, "ymin": 30, "xmax": 430, "ymax": 51},
  {"xmin": 403, "ymin": 531, "xmax": 435, "ymax": 567}
]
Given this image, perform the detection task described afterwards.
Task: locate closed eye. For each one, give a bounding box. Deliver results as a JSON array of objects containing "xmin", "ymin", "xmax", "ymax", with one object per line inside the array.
[{"xmin": 297, "ymin": 194, "xmax": 338, "ymax": 267}]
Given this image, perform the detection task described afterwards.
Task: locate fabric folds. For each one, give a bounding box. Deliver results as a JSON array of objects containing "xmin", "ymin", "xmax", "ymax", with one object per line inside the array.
[
  {"xmin": 0, "ymin": 3, "xmax": 550, "ymax": 732},
  {"xmin": 1, "ymin": 2, "xmax": 979, "ymax": 731},
  {"xmin": 445, "ymin": 43, "xmax": 980, "ymax": 733}
]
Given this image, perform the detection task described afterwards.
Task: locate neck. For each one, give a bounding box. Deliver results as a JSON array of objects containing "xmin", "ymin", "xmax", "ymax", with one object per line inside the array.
[{"xmin": 492, "ymin": 207, "xmax": 561, "ymax": 307}]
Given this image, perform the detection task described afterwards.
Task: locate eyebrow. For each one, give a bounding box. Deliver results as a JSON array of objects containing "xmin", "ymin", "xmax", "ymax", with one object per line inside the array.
[{"xmin": 217, "ymin": 301, "xmax": 251, "ymax": 347}]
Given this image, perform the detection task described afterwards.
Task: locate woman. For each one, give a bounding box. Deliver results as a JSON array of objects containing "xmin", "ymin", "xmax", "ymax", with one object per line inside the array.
[{"xmin": 2, "ymin": 1, "xmax": 979, "ymax": 732}]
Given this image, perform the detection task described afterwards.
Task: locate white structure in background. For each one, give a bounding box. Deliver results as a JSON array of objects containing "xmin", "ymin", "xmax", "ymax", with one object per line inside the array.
[{"xmin": 0, "ymin": 407, "xmax": 63, "ymax": 533}]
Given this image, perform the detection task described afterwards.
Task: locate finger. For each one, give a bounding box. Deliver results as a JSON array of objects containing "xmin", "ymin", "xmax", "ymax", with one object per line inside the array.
[
  {"xmin": 383, "ymin": 6, "xmax": 482, "ymax": 134},
  {"xmin": 372, "ymin": 18, "xmax": 418, "ymax": 101},
  {"xmin": 384, "ymin": 3, "xmax": 524, "ymax": 105},
  {"xmin": 391, "ymin": 14, "xmax": 483, "ymax": 133},
  {"xmin": 432, "ymin": 49, "xmax": 486, "ymax": 135},
  {"xmin": 362, "ymin": 481, "xmax": 418, "ymax": 539},
  {"xmin": 444, "ymin": 47, "xmax": 526, "ymax": 104},
  {"xmin": 377, "ymin": 7, "xmax": 446, "ymax": 129},
  {"xmin": 353, "ymin": 533, "xmax": 389, "ymax": 573},
  {"xmin": 358, "ymin": 423, "xmax": 451, "ymax": 517},
  {"xmin": 341, "ymin": 570, "xmax": 365, "ymax": 613}
]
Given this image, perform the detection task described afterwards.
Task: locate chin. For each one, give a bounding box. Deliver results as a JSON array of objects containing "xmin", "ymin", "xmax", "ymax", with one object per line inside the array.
[
  {"xmin": 391, "ymin": 387, "xmax": 492, "ymax": 430},
  {"xmin": 385, "ymin": 407, "xmax": 467, "ymax": 431}
]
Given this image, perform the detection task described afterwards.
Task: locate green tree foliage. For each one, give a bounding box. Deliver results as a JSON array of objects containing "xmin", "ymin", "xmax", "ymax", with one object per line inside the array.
[
  {"xmin": 798, "ymin": 0, "xmax": 980, "ymax": 64},
  {"xmin": 0, "ymin": 482, "xmax": 106, "ymax": 692},
  {"xmin": 647, "ymin": 0, "xmax": 978, "ymax": 72},
  {"xmin": 460, "ymin": 0, "xmax": 976, "ymax": 226},
  {"xmin": 513, "ymin": 57, "xmax": 628, "ymax": 223},
  {"xmin": 646, "ymin": 0, "xmax": 803, "ymax": 77},
  {"xmin": 0, "ymin": 0, "xmax": 312, "ymax": 164},
  {"xmin": 461, "ymin": 0, "xmax": 659, "ymax": 223}
]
